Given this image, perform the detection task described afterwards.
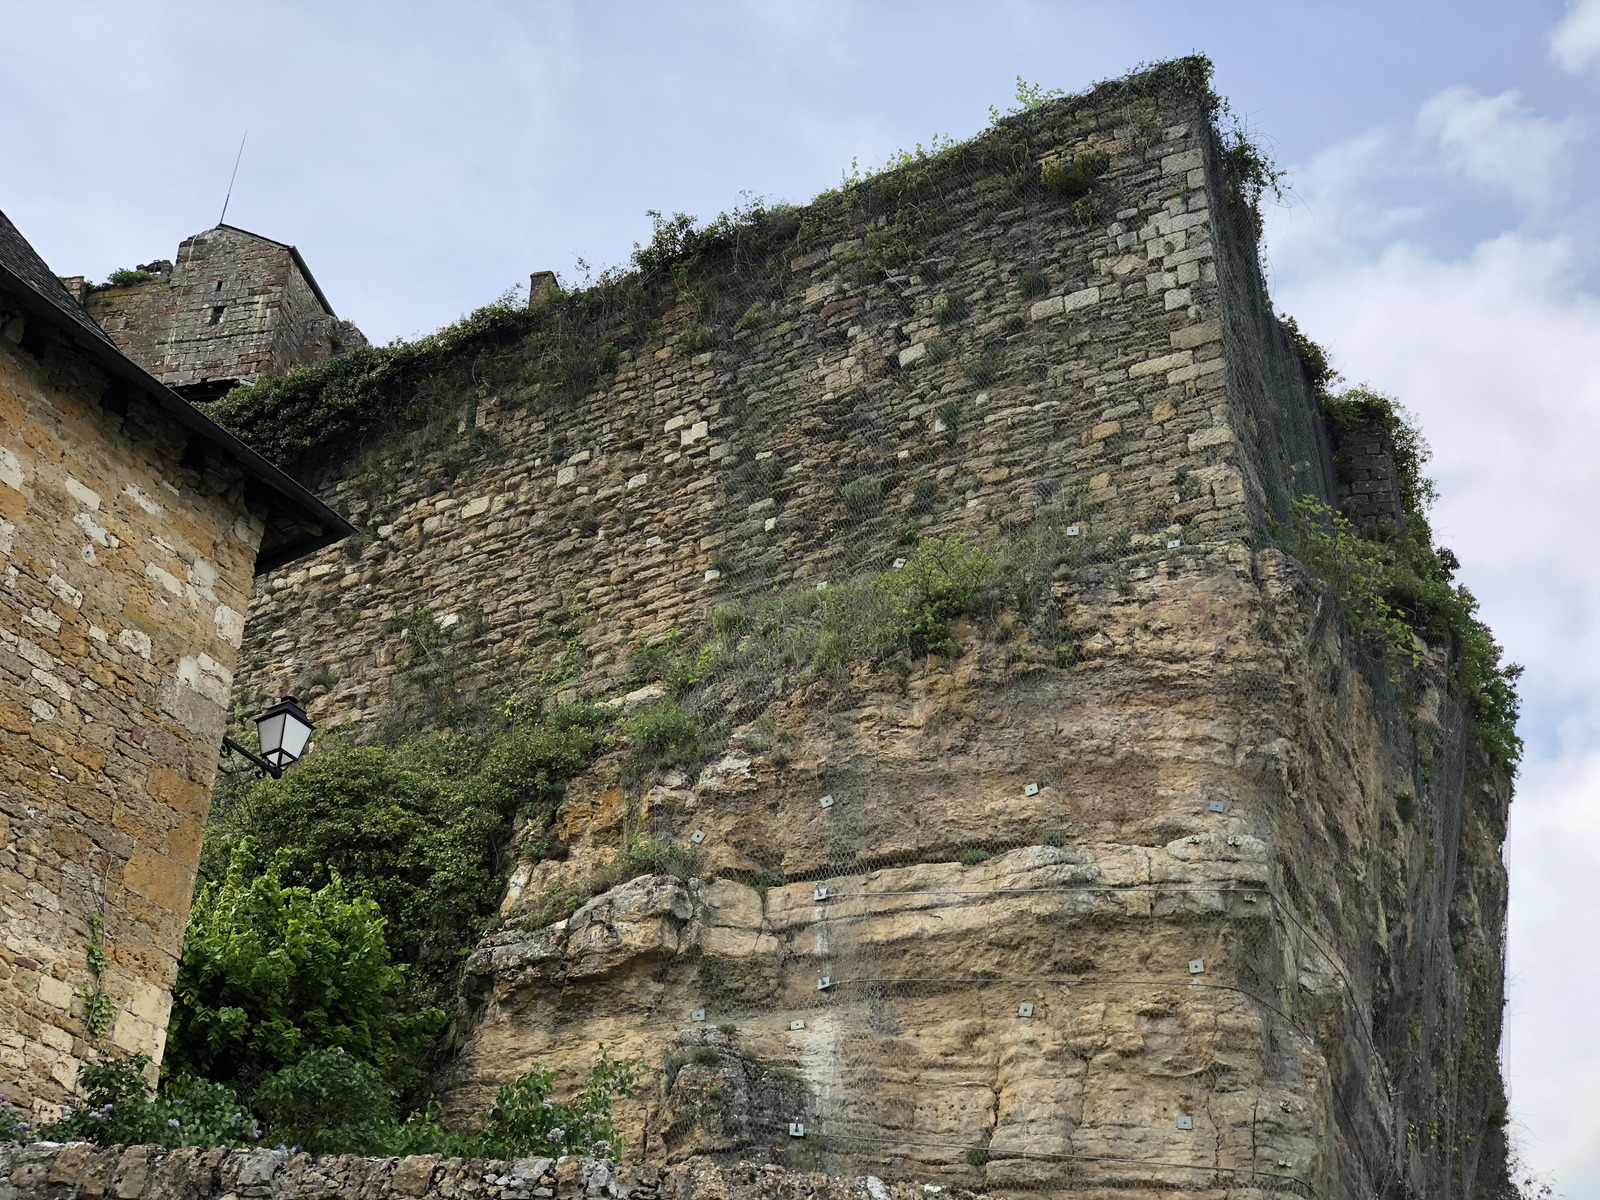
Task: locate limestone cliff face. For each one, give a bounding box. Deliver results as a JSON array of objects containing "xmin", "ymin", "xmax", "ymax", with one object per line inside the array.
[
  {"xmin": 227, "ymin": 62, "xmax": 1514, "ymax": 1199},
  {"xmin": 433, "ymin": 547, "xmax": 1511, "ymax": 1198}
]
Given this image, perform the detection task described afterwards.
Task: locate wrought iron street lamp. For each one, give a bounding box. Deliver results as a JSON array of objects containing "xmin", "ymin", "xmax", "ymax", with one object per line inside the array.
[{"xmin": 221, "ymin": 695, "xmax": 315, "ymax": 780}]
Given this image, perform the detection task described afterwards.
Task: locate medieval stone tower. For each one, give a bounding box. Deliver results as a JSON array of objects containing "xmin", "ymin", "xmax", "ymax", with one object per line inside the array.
[
  {"xmin": 60, "ymin": 225, "xmax": 365, "ymax": 403},
  {"xmin": 2, "ymin": 59, "xmax": 1509, "ymax": 1200}
]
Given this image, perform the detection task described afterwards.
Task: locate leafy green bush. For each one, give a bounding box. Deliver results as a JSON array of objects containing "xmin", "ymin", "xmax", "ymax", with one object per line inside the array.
[
  {"xmin": 876, "ymin": 536, "xmax": 993, "ymax": 653},
  {"xmin": 1285, "ymin": 481, "xmax": 1520, "ymax": 772},
  {"xmin": 44, "ymin": 1056, "xmax": 261, "ymax": 1149},
  {"xmin": 167, "ymin": 843, "xmax": 438, "ymax": 1089},
  {"xmin": 1271, "ymin": 379, "xmax": 1523, "ymax": 771},
  {"xmin": 624, "ymin": 700, "xmax": 705, "ymax": 763},
  {"xmin": 474, "ymin": 1048, "xmax": 636, "ymax": 1160},
  {"xmin": 202, "ymin": 719, "xmax": 606, "ymax": 1012},
  {"xmin": 1041, "ymin": 151, "xmax": 1108, "ymax": 200},
  {"xmin": 1017, "ymin": 270, "xmax": 1048, "ymax": 299},
  {"xmin": 841, "ymin": 475, "xmax": 884, "ymax": 514},
  {"xmin": 207, "ymin": 298, "xmax": 532, "ymax": 477},
  {"xmin": 15, "ymin": 1048, "xmax": 635, "ymax": 1160},
  {"xmin": 251, "ymin": 1047, "xmax": 402, "ymax": 1155},
  {"xmin": 102, "ymin": 267, "xmax": 154, "ymax": 289},
  {"xmin": 1286, "ymin": 494, "xmax": 1417, "ymax": 670}
]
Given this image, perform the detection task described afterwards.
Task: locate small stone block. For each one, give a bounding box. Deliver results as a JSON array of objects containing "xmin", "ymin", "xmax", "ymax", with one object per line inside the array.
[
  {"xmin": 789, "ymin": 1122, "xmax": 806, "ymax": 1137},
  {"xmin": 691, "ymin": 1009, "xmax": 706, "ymax": 1022},
  {"xmin": 1018, "ymin": 1003, "xmax": 1034, "ymax": 1017},
  {"xmin": 1189, "ymin": 959, "xmax": 1205, "ymax": 974},
  {"xmin": 790, "ymin": 1019, "xmax": 806, "ymax": 1031},
  {"xmin": 819, "ymin": 794, "xmax": 834, "ymax": 808},
  {"xmin": 1177, "ymin": 1115, "xmax": 1194, "ymax": 1131},
  {"xmin": 1209, "ymin": 800, "xmax": 1226, "ymax": 813},
  {"xmin": 691, "ymin": 830, "xmax": 707, "ymax": 843},
  {"xmin": 1024, "ymin": 782, "xmax": 1040, "ymax": 797}
]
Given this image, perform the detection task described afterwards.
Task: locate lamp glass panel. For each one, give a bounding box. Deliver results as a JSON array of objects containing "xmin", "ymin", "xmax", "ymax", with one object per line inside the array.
[
  {"xmin": 256, "ymin": 711, "xmax": 288, "ymax": 766},
  {"xmin": 280, "ymin": 712, "xmax": 313, "ymax": 763}
]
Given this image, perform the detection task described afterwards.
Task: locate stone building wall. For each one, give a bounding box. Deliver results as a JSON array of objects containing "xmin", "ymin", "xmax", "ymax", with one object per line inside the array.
[
  {"xmin": 68, "ymin": 267, "xmax": 171, "ymax": 371},
  {"xmin": 80, "ymin": 229, "xmax": 363, "ymax": 403},
  {"xmin": 0, "ymin": 290, "xmax": 267, "ymax": 1113}
]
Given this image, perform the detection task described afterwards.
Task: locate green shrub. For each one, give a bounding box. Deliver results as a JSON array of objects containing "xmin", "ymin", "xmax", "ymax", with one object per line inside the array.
[
  {"xmin": 167, "ymin": 843, "xmax": 438, "ymax": 1089},
  {"xmin": 102, "ymin": 267, "xmax": 153, "ymax": 289},
  {"xmin": 877, "ymin": 536, "xmax": 993, "ymax": 653},
  {"xmin": 201, "ymin": 717, "xmax": 606, "ymax": 1013},
  {"xmin": 474, "ymin": 1048, "xmax": 637, "ymax": 1161},
  {"xmin": 1017, "ymin": 270, "xmax": 1048, "ymax": 299},
  {"xmin": 625, "ymin": 700, "xmax": 705, "ymax": 762},
  {"xmin": 1285, "ymin": 486, "xmax": 1521, "ymax": 772},
  {"xmin": 43, "ymin": 1056, "xmax": 260, "ymax": 1149},
  {"xmin": 25, "ymin": 1048, "xmax": 632, "ymax": 1160},
  {"xmin": 841, "ymin": 475, "xmax": 884, "ymax": 514},
  {"xmin": 252, "ymin": 1047, "xmax": 400, "ymax": 1155},
  {"xmin": 933, "ymin": 296, "xmax": 968, "ymax": 325},
  {"xmin": 1041, "ymin": 152, "xmax": 1108, "ymax": 200},
  {"xmin": 958, "ymin": 849, "xmax": 992, "ymax": 866}
]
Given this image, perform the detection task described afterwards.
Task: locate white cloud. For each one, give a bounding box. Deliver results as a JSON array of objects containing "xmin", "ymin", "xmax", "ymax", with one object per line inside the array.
[
  {"xmin": 1266, "ymin": 87, "xmax": 1600, "ymax": 1197},
  {"xmin": 1551, "ymin": 0, "xmax": 1600, "ymax": 73},
  {"xmin": 1416, "ymin": 87, "xmax": 1583, "ymax": 212}
]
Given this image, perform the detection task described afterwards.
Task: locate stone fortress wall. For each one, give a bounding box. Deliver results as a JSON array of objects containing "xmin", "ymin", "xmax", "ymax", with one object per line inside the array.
[
  {"xmin": 0, "ymin": 292, "xmax": 268, "ymax": 1113},
  {"xmin": 67, "ymin": 227, "xmax": 363, "ymax": 403},
  {"xmin": 225, "ymin": 67, "xmax": 1511, "ymax": 1200},
  {"xmin": 237, "ymin": 76, "xmax": 1326, "ymax": 732}
]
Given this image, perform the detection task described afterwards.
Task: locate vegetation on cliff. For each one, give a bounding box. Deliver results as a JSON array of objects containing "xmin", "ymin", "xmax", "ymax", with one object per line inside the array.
[
  {"xmin": 4, "ymin": 1047, "xmax": 637, "ymax": 1161},
  {"xmin": 202, "ymin": 707, "xmax": 609, "ymax": 1013},
  {"xmin": 1282, "ymin": 322, "xmax": 1522, "ymax": 772}
]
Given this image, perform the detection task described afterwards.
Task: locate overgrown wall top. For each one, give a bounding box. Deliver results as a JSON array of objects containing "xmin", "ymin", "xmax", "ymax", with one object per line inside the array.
[{"xmin": 235, "ymin": 73, "xmax": 1325, "ymax": 732}]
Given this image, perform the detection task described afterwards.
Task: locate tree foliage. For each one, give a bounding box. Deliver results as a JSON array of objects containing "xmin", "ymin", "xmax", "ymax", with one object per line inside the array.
[
  {"xmin": 203, "ymin": 720, "xmax": 606, "ymax": 1012},
  {"xmin": 166, "ymin": 843, "xmax": 438, "ymax": 1088}
]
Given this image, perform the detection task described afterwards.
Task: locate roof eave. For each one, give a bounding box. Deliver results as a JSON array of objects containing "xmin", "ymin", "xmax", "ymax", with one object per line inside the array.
[{"xmin": 0, "ymin": 264, "xmax": 355, "ymax": 575}]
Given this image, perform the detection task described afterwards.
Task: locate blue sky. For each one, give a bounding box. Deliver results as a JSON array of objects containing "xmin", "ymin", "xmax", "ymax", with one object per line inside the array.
[{"xmin": 5, "ymin": 1, "xmax": 1598, "ymax": 1191}]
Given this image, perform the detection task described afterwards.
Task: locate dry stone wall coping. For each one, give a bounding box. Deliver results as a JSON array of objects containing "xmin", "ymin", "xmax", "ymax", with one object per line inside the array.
[{"xmin": 0, "ymin": 1145, "xmax": 993, "ymax": 1200}]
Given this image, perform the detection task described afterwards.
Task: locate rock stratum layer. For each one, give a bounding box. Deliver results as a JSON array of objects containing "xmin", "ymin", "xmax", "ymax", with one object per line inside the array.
[{"xmin": 229, "ymin": 63, "xmax": 1514, "ymax": 1200}]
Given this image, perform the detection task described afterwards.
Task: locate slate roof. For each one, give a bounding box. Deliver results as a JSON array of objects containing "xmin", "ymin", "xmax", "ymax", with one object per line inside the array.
[{"xmin": 0, "ymin": 208, "xmax": 353, "ymax": 573}]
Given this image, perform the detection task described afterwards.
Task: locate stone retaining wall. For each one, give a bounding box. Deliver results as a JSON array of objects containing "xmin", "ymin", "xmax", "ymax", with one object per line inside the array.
[{"xmin": 0, "ymin": 1145, "xmax": 991, "ymax": 1200}]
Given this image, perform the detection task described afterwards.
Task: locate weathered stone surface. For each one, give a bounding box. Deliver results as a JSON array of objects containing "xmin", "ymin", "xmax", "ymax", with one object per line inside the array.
[
  {"xmin": 74, "ymin": 227, "xmax": 364, "ymax": 403},
  {"xmin": 0, "ymin": 1146, "xmax": 1015, "ymax": 1200},
  {"xmin": 1, "ymin": 225, "xmax": 342, "ymax": 1120}
]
